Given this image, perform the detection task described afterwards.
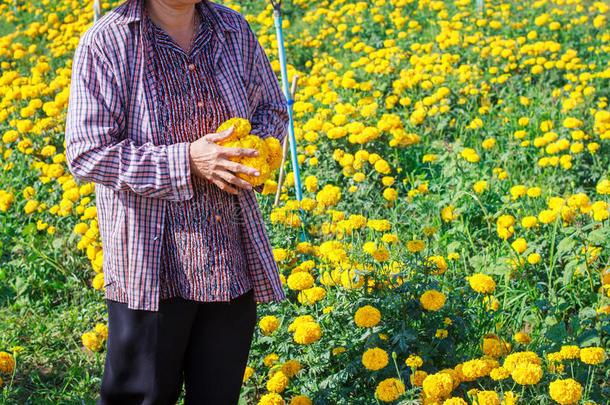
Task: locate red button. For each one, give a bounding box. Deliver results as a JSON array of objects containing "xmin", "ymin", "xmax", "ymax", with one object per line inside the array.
[{"xmin": 188, "ymin": 63, "xmax": 195, "ymax": 71}]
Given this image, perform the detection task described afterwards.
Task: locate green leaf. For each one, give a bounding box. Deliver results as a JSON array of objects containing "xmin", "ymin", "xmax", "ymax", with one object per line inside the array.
[
  {"xmin": 556, "ymin": 237, "xmax": 576, "ymax": 256},
  {"xmin": 576, "ymin": 329, "xmax": 599, "ymax": 347},
  {"xmin": 588, "ymin": 228, "xmax": 609, "ymax": 245},
  {"xmin": 545, "ymin": 322, "xmax": 567, "ymax": 343}
]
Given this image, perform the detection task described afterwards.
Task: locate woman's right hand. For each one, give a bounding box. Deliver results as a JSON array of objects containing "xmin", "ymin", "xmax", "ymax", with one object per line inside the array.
[{"xmin": 189, "ymin": 126, "xmax": 261, "ymax": 195}]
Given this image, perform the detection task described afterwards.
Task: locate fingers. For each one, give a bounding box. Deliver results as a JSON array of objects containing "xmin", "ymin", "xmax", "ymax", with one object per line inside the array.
[
  {"xmin": 222, "ymin": 160, "xmax": 260, "ymax": 178},
  {"xmin": 206, "ymin": 126, "xmax": 234, "ymax": 142},
  {"xmin": 214, "ymin": 170, "xmax": 253, "ymax": 193},
  {"xmin": 210, "ymin": 174, "xmax": 239, "ymax": 195},
  {"xmin": 218, "ymin": 145, "xmax": 259, "ymax": 158}
]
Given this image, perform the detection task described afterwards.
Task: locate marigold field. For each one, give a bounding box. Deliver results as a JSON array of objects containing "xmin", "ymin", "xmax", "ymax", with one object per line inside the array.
[{"xmin": 0, "ymin": 0, "xmax": 609, "ymax": 403}]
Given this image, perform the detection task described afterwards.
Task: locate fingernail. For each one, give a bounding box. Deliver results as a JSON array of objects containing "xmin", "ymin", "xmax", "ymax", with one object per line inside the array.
[{"xmin": 255, "ymin": 171, "xmax": 260, "ymax": 176}]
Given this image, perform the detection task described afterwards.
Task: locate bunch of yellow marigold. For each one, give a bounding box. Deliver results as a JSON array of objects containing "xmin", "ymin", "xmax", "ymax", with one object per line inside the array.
[
  {"xmin": 215, "ymin": 118, "xmax": 283, "ymax": 187},
  {"xmin": 81, "ymin": 323, "xmax": 108, "ymax": 352}
]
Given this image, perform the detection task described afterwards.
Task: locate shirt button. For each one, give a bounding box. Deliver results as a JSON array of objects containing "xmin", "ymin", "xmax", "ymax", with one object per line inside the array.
[
  {"xmin": 188, "ymin": 63, "xmax": 195, "ymax": 71},
  {"xmin": 215, "ymin": 214, "xmax": 222, "ymax": 222},
  {"xmin": 197, "ymin": 101, "xmax": 204, "ymax": 108}
]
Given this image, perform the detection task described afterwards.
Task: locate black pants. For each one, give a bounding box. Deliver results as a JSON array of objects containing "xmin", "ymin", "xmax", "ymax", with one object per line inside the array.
[{"xmin": 97, "ymin": 288, "xmax": 257, "ymax": 405}]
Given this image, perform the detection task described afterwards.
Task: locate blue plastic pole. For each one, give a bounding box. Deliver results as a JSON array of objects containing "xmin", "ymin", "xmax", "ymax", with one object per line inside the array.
[
  {"xmin": 272, "ymin": 8, "xmax": 307, "ymax": 243},
  {"xmin": 272, "ymin": 10, "xmax": 302, "ymax": 202}
]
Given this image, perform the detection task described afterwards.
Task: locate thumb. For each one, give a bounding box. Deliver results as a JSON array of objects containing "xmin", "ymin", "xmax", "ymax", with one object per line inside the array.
[{"xmin": 207, "ymin": 126, "xmax": 234, "ymax": 142}]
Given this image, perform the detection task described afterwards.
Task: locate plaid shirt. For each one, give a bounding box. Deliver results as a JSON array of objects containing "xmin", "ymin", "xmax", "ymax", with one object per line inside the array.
[
  {"xmin": 146, "ymin": 3, "xmax": 252, "ymax": 301},
  {"xmin": 65, "ymin": 0, "xmax": 288, "ymax": 311}
]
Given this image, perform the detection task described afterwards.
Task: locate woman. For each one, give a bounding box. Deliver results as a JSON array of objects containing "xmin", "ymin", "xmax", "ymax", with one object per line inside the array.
[{"xmin": 64, "ymin": 0, "xmax": 288, "ymax": 403}]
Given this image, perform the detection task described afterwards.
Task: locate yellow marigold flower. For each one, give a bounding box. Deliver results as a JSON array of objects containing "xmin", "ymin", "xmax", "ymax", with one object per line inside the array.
[
  {"xmin": 405, "ymin": 354, "xmax": 423, "ymax": 368},
  {"xmin": 489, "ymin": 366, "xmax": 510, "ymax": 380},
  {"xmin": 273, "ymin": 248, "xmax": 288, "ymax": 262},
  {"xmin": 216, "ymin": 117, "xmax": 251, "ymax": 142},
  {"xmin": 482, "ymin": 334, "xmax": 511, "ymax": 358},
  {"xmin": 422, "ymin": 153, "xmax": 437, "ymax": 163},
  {"xmin": 527, "ymin": 253, "xmax": 541, "ymax": 264},
  {"xmin": 331, "ymin": 347, "xmax": 345, "ymax": 355},
  {"xmin": 502, "ymin": 351, "xmax": 541, "ymax": 372},
  {"xmin": 267, "ymin": 370, "xmax": 289, "ymax": 393},
  {"xmin": 94, "ymin": 323, "xmax": 108, "ymax": 341},
  {"xmin": 381, "ymin": 233, "xmax": 398, "ymax": 243},
  {"xmin": 82, "ymin": 331, "xmax": 102, "ymax": 352},
  {"xmin": 280, "ymin": 359, "xmax": 301, "ymax": 378},
  {"xmin": 304, "ymin": 175, "xmax": 318, "ymax": 193},
  {"xmin": 435, "ymin": 329, "xmax": 448, "ymax": 339},
  {"xmin": 538, "ymin": 209, "xmax": 558, "ymax": 224},
  {"xmin": 447, "ymin": 252, "xmax": 460, "ymax": 260},
  {"xmin": 476, "ymin": 390, "xmax": 500, "ymax": 405},
  {"xmin": 481, "ymin": 137, "xmax": 496, "ymax": 149},
  {"xmin": 407, "ymin": 239, "xmax": 425, "ymax": 252},
  {"xmin": 513, "ymin": 332, "xmax": 531, "ymax": 345},
  {"xmin": 420, "ymin": 290, "xmax": 446, "ymax": 311},
  {"xmin": 297, "ymin": 286, "xmax": 326, "ymax": 305},
  {"xmin": 511, "ymin": 238, "xmax": 527, "ymax": 253},
  {"xmin": 382, "ymin": 188, "xmax": 398, "ymax": 202},
  {"xmin": 527, "ymin": 187, "xmax": 542, "ymax": 197},
  {"xmin": 503, "ymin": 391, "xmax": 519, "ymax": 405},
  {"xmin": 441, "ymin": 205, "xmax": 459, "ymax": 222},
  {"xmin": 473, "ymin": 180, "xmax": 487, "ymax": 194},
  {"xmin": 354, "ymin": 305, "xmax": 381, "ymax": 327},
  {"xmin": 410, "ymin": 370, "xmax": 427, "ymax": 386},
  {"xmin": 374, "ymin": 159, "xmax": 391, "ymax": 175},
  {"xmin": 287, "ymin": 272, "xmax": 314, "ymax": 291},
  {"xmin": 511, "ymin": 363, "xmax": 542, "ymax": 385},
  {"xmin": 549, "ymin": 378, "xmax": 582, "ymax": 405},
  {"xmin": 264, "ymin": 353, "xmax": 280, "ymax": 367},
  {"xmin": 596, "ymin": 179, "xmax": 610, "ymax": 195},
  {"xmin": 425, "ymin": 255, "xmax": 448, "ymax": 274},
  {"xmin": 462, "ymin": 358, "xmax": 491, "ymax": 379},
  {"xmin": 0, "ymin": 352, "xmax": 15, "ymax": 374},
  {"xmin": 375, "ymin": 377, "xmax": 405, "ymax": 402},
  {"xmin": 468, "ymin": 274, "xmax": 496, "ymax": 294},
  {"xmin": 579, "ymin": 347, "xmax": 605, "ymax": 365},
  {"xmin": 559, "ymin": 345, "xmax": 580, "ymax": 359},
  {"xmin": 92, "ymin": 273, "xmax": 105, "ymax": 290},
  {"xmin": 2, "ymin": 130, "xmax": 19, "ymax": 143},
  {"xmin": 259, "ymin": 315, "xmax": 280, "ymax": 335},
  {"xmin": 292, "ymin": 321, "xmax": 321, "ymax": 344},
  {"xmin": 287, "ymin": 315, "xmax": 315, "ymax": 332},
  {"xmin": 362, "ymin": 347, "xmax": 389, "ymax": 370},
  {"xmin": 257, "ymin": 392, "xmax": 285, "ymax": 405},
  {"xmin": 243, "ymin": 366, "xmax": 255, "ymax": 382},
  {"xmin": 521, "ymin": 216, "xmax": 538, "ymax": 228},
  {"xmin": 497, "ymin": 214, "xmax": 515, "ymax": 228},
  {"xmin": 422, "ymin": 372, "xmax": 453, "ymax": 399},
  {"xmin": 315, "ymin": 184, "xmax": 341, "ymax": 207},
  {"xmin": 24, "ymin": 200, "xmax": 39, "ymax": 214},
  {"xmin": 289, "ymin": 395, "xmax": 312, "ymax": 405},
  {"xmin": 73, "ymin": 222, "xmax": 88, "ymax": 235},
  {"xmin": 460, "ymin": 147, "xmax": 480, "ymax": 163}
]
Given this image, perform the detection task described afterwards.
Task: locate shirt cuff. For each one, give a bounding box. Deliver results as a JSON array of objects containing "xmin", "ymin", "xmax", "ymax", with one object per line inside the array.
[{"xmin": 167, "ymin": 142, "xmax": 194, "ymax": 201}]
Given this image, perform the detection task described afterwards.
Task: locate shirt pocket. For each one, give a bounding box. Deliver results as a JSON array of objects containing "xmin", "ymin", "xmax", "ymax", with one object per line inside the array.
[{"xmin": 242, "ymin": 75, "xmax": 262, "ymax": 115}]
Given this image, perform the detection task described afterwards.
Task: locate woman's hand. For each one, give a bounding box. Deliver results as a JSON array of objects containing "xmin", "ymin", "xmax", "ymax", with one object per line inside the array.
[{"xmin": 189, "ymin": 126, "xmax": 260, "ymax": 195}]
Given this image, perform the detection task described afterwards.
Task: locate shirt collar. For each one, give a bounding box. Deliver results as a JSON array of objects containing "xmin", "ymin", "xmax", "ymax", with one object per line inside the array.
[{"xmin": 120, "ymin": 0, "xmax": 238, "ymax": 36}]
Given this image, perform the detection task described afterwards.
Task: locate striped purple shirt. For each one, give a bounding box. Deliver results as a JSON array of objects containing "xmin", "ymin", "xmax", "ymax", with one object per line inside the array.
[
  {"xmin": 144, "ymin": 3, "xmax": 252, "ymax": 301},
  {"xmin": 64, "ymin": 0, "xmax": 288, "ymax": 311}
]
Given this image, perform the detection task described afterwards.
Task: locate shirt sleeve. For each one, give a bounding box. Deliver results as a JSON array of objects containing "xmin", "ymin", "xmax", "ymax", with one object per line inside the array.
[
  {"xmin": 64, "ymin": 37, "xmax": 194, "ymax": 202},
  {"xmin": 241, "ymin": 21, "xmax": 289, "ymax": 194}
]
